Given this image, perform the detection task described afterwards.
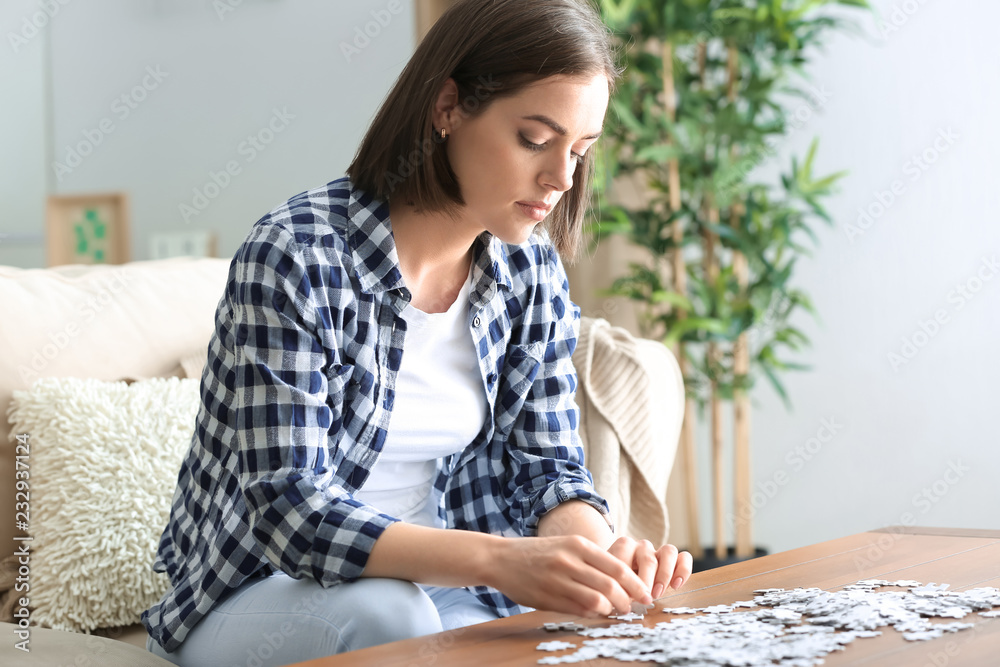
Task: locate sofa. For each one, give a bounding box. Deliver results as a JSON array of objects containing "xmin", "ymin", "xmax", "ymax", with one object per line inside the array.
[{"xmin": 0, "ymin": 256, "xmax": 683, "ymax": 665}]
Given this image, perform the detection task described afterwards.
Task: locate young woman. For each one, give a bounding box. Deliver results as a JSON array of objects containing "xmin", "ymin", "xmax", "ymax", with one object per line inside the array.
[{"xmin": 143, "ymin": 1, "xmax": 692, "ymax": 664}]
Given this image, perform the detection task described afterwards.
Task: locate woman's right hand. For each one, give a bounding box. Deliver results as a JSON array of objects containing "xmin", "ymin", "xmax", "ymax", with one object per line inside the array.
[{"xmin": 484, "ymin": 535, "xmax": 653, "ymax": 617}]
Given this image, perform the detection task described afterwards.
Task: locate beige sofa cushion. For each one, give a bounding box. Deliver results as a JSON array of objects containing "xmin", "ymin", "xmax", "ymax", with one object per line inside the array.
[{"xmin": 0, "ymin": 258, "xmax": 230, "ymax": 563}]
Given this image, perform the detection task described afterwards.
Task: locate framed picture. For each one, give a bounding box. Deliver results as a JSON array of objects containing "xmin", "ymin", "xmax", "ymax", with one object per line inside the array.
[{"xmin": 46, "ymin": 192, "xmax": 130, "ymax": 266}]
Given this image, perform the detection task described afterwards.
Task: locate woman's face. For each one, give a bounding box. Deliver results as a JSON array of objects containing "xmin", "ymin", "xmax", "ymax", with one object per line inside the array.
[{"xmin": 441, "ymin": 73, "xmax": 610, "ymax": 245}]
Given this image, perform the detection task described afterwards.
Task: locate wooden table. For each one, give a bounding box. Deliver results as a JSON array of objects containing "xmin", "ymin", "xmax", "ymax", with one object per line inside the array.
[{"xmin": 290, "ymin": 527, "xmax": 1000, "ymax": 666}]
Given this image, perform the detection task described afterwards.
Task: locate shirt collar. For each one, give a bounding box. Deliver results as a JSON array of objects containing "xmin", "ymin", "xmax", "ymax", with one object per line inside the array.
[{"xmin": 346, "ymin": 180, "xmax": 513, "ymax": 296}]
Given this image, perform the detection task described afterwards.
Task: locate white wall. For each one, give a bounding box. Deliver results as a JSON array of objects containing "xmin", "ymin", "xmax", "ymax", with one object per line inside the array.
[
  {"xmin": 737, "ymin": 0, "xmax": 1000, "ymax": 554},
  {"xmin": 3, "ymin": 0, "xmax": 415, "ymax": 267},
  {"xmin": 0, "ymin": 0, "xmax": 50, "ymax": 267}
]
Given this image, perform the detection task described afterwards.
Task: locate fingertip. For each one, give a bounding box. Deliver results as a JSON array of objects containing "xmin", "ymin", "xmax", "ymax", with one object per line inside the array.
[
  {"xmin": 671, "ymin": 576, "xmax": 684, "ymax": 590},
  {"xmin": 652, "ymin": 582, "xmax": 665, "ymax": 599},
  {"xmin": 630, "ymin": 575, "xmax": 652, "ymax": 604}
]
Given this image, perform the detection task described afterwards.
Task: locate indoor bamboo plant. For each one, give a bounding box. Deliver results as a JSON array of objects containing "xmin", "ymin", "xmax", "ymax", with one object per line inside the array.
[{"xmin": 591, "ymin": 0, "xmax": 871, "ymax": 565}]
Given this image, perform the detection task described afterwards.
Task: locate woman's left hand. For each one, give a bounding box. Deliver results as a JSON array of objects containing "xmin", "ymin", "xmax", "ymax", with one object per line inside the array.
[{"xmin": 606, "ymin": 537, "xmax": 693, "ymax": 600}]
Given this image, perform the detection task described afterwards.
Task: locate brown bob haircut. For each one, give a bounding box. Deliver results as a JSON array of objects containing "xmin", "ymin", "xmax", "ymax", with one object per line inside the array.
[{"xmin": 346, "ymin": 0, "xmax": 621, "ymax": 263}]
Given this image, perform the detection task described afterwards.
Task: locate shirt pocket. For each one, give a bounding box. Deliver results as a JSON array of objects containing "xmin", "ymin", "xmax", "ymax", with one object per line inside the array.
[{"xmin": 493, "ymin": 341, "xmax": 545, "ymax": 438}]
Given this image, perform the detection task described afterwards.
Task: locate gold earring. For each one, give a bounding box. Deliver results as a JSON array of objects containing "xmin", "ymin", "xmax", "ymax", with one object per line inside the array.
[{"xmin": 440, "ymin": 128, "xmax": 448, "ymax": 140}]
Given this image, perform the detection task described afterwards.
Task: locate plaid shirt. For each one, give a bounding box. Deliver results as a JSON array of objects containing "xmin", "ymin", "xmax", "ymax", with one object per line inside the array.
[{"xmin": 142, "ymin": 177, "xmax": 611, "ymax": 652}]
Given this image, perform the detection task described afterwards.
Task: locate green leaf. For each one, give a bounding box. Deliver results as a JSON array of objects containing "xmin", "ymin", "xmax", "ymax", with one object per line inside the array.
[
  {"xmin": 663, "ymin": 317, "xmax": 730, "ymax": 347},
  {"xmin": 788, "ymin": 0, "xmax": 830, "ymax": 21},
  {"xmin": 808, "ymin": 170, "xmax": 848, "ymax": 193},
  {"xmin": 651, "ymin": 290, "xmax": 694, "ymax": 311},
  {"xmin": 801, "ymin": 138, "xmax": 819, "ymax": 182},
  {"xmin": 635, "ymin": 143, "xmax": 684, "ymax": 163},
  {"xmin": 712, "ymin": 9, "xmax": 757, "ymax": 22},
  {"xmin": 610, "ymin": 98, "xmax": 647, "ymax": 137},
  {"xmin": 600, "ymin": 0, "xmax": 639, "ymax": 28},
  {"xmin": 775, "ymin": 326, "xmax": 811, "ymax": 349},
  {"xmin": 759, "ymin": 361, "xmax": 792, "ymax": 410},
  {"xmin": 780, "ymin": 361, "xmax": 813, "ymax": 371}
]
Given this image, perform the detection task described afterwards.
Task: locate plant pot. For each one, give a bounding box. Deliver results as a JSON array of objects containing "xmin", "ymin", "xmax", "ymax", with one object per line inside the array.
[{"xmin": 692, "ymin": 546, "xmax": 769, "ymax": 572}]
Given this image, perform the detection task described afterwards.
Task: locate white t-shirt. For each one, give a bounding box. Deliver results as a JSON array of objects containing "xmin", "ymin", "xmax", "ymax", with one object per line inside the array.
[{"xmin": 354, "ymin": 262, "xmax": 487, "ymax": 528}]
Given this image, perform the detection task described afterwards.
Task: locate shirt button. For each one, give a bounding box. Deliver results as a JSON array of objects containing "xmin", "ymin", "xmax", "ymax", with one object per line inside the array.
[
  {"xmin": 473, "ymin": 316, "xmax": 481, "ymax": 327},
  {"xmin": 487, "ymin": 373, "xmax": 497, "ymax": 386}
]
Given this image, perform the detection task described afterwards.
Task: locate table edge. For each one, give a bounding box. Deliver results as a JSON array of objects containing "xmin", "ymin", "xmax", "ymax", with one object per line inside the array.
[{"xmin": 870, "ymin": 525, "xmax": 1000, "ymax": 539}]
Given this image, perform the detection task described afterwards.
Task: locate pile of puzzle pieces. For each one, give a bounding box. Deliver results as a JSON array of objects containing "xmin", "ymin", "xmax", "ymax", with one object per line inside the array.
[{"xmin": 536, "ymin": 579, "xmax": 1000, "ymax": 665}]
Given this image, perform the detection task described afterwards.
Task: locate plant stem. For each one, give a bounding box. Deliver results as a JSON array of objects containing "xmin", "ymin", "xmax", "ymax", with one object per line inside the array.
[
  {"xmin": 663, "ymin": 38, "xmax": 703, "ymax": 561},
  {"xmin": 729, "ymin": 42, "xmax": 754, "ymax": 559}
]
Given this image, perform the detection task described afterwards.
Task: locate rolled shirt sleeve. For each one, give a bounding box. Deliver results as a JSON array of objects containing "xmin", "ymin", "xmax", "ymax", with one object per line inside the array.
[{"xmin": 500, "ymin": 242, "xmax": 613, "ymax": 537}]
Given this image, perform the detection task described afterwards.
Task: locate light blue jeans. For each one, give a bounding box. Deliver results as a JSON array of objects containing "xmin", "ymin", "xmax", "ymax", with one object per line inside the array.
[{"xmin": 145, "ymin": 571, "xmax": 501, "ymax": 667}]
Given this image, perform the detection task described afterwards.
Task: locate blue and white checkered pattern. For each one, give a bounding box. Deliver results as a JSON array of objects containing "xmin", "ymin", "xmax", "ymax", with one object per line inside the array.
[{"xmin": 141, "ymin": 177, "xmax": 611, "ymax": 652}]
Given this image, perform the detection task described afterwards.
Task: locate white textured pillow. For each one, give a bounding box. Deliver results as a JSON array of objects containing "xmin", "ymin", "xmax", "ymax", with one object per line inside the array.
[{"xmin": 6, "ymin": 377, "xmax": 199, "ymax": 632}]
